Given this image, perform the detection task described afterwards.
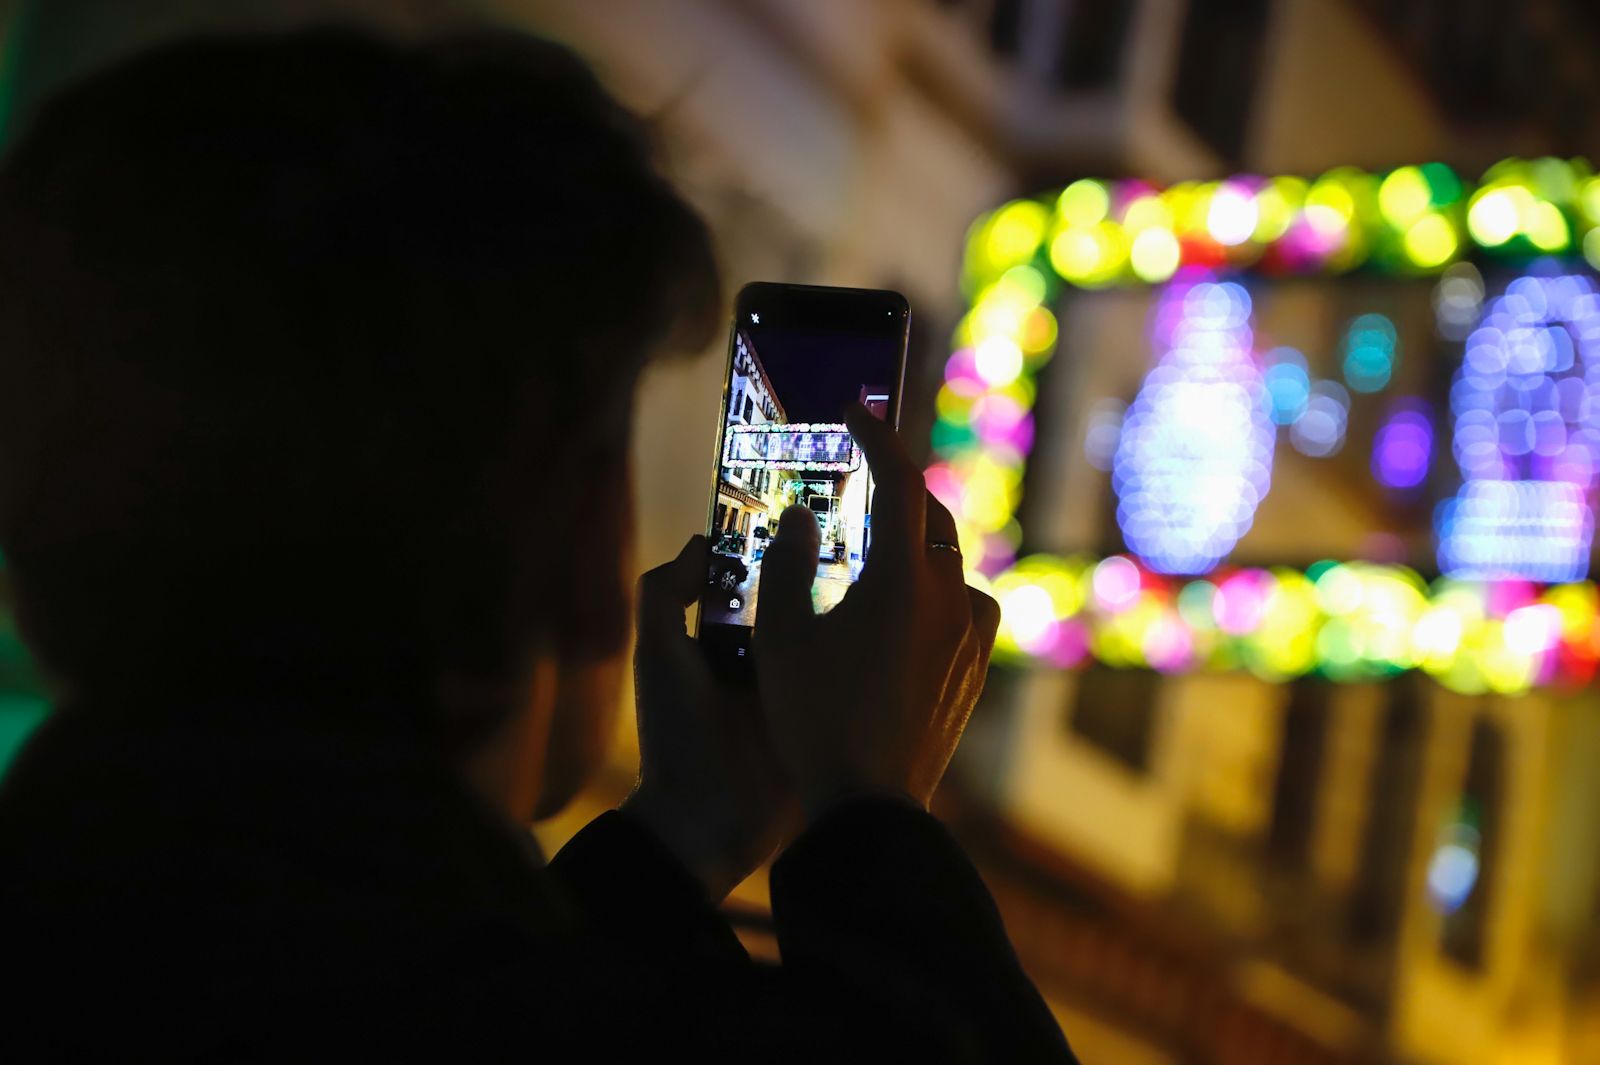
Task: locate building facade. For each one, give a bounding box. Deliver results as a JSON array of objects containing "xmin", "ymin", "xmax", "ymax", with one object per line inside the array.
[{"xmin": 714, "ymin": 329, "xmax": 790, "ymax": 556}]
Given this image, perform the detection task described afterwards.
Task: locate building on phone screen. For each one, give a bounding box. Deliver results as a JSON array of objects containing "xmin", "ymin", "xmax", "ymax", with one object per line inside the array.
[{"xmin": 714, "ymin": 329, "xmax": 790, "ymax": 561}]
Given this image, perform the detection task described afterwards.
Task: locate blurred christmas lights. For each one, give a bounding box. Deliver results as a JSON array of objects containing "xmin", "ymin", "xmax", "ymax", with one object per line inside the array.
[
  {"xmin": 980, "ymin": 554, "xmax": 1599, "ymax": 694},
  {"xmin": 1426, "ymin": 804, "xmax": 1484, "ymax": 915},
  {"xmin": 1438, "ymin": 268, "xmax": 1600, "ymax": 581},
  {"xmin": 940, "ymin": 158, "xmax": 1600, "ymax": 690},
  {"xmin": 1113, "ymin": 279, "xmax": 1274, "ymax": 574},
  {"xmin": 1261, "ymin": 347, "xmax": 1311, "ymax": 425},
  {"xmin": 1289, "ymin": 380, "xmax": 1350, "ymax": 458},
  {"xmin": 1373, "ymin": 401, "xmax": 1435, "ymax": 489},
  {"xmin": 1342, "ymin": 313, "xmax": 1399, "ymax": 393}
]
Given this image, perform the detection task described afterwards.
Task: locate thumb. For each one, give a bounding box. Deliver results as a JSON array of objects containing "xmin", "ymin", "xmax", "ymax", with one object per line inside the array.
[
  {"xmin": 637, "ymin": 534, "xmax": 707, "ymax": 651},
  {"xmin": 755, "ymin": 505, "xmax": 820, "ymax": 642}
]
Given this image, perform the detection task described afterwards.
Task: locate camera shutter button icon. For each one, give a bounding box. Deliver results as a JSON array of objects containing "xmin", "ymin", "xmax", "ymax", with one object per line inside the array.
[{"xmin": 729, "ymin": 597, "xmax": 741, "ymax": 609}]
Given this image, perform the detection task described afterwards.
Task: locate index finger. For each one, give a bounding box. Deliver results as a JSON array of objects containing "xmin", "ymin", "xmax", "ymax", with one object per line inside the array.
[{"xmin": 844, "ymin": 402, "xmax": 925, "ymax": 587}]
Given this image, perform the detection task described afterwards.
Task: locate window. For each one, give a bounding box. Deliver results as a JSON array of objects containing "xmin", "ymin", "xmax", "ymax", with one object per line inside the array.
[
  {"xmin": 1441, "ymin": 716, "xmax": 1504, "ymax": 970},
  {"xmin": 957, "ymin": 0, "xmax": 1132, "ymax": 92},
  {"xmin": 987, "ymin": 0, "xmax": 1024, "ymax": 58},
  {"xmin": 1268, "ymin": 679, "xmax": 1332, "ymax": 867},
  {"xmin": 1171, "ymin": 0, "xmax": 1270, "ymax": 164},
  {"xmin": 743, "ymin": 396, "xmax": 755, "ymax": 423},
  {"xmin": 1348, "ymin": 677, "xmax": 1426, "ymax": 945},
  {"xmin": 1067, "ymin": 663, "xmax": 1159, "ymax": 772},
  {"xmin": 1054, "ymin": 2, "xmax": 1134, "ymax": 91}
]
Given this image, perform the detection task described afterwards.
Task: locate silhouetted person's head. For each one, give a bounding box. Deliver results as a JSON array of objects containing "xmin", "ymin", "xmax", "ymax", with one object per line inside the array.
[{"xmin": 0, "ymin": 25, "xmax": 719, "ymax": 815}]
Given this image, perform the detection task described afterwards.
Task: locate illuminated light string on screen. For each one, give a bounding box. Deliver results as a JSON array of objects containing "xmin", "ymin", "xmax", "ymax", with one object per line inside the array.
[
  {"xmin": 930, "ymin": 157, "xmax": 1600, "ymax": 692},
  {"xmin": 721, "ymin": 422, "xmax": 862, "ymax": 472}
]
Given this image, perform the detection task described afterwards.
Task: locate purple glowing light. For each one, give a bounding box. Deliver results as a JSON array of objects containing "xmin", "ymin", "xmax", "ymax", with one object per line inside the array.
[
  {"xmin": 1045, "ymin": 618, "xmax": 1090, "ymax": 668},
  {"xmin": 1214, "ymin": 570, "xmax": 1271, "ymax": 635},
  {"xmin": 1373, "ymin": 402, "xmax": 1434, "ymax": 489},
  {"xmin": 943, "ymin": 347, "xmax": 985, "ymax": 393}
]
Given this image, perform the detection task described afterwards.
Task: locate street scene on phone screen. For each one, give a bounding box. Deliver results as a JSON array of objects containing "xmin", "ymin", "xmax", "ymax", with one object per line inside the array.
[{"xmin": 702, "ymin": 325, "xmax": 894, "ymax": 628}]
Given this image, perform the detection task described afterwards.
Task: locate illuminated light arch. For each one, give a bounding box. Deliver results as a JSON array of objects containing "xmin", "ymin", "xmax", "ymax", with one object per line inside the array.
[{"xmin": 934, "ymin": 157, "xmax": 1600, "ymax": 693}]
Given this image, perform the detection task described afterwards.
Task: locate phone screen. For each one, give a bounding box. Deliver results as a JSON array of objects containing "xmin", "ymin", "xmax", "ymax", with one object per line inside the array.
[{"xmin": 698, "ymin": 283, "xmax": 909, "ymax": 674}]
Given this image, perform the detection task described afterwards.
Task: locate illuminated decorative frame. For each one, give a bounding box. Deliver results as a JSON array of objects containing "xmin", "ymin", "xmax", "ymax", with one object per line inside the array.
[
  {"xmin": 932, "ymin": 158, "xmax": 1600, "ymax": 694},
  {"xmin": 722, "ymin": 422, "xmax": 862, "ymax": 472}
]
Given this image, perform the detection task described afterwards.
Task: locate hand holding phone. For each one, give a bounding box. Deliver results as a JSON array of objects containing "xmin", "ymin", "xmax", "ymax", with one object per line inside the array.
[
  {"xmin": 752, "ymin": 404, "xmax": 1001, "ymax": 818},
  {"xmin": 623, "ymin": 534, "xmax": 797, "ymax": 902},
  {"xmin": 697, "ymin": 283, "xmax": 908, "ymax": 676}
]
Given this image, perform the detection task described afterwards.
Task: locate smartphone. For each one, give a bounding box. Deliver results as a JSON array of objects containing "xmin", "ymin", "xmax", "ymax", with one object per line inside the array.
[{"xmin": 697, "ymin": 282, "xmax": 910, "ymax": 677}]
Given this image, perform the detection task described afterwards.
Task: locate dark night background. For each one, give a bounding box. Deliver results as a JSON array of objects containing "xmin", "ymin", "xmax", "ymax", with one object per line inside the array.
[{"xmin": 745, "ymin": 326, "xmax": 899, "ymax": 424}]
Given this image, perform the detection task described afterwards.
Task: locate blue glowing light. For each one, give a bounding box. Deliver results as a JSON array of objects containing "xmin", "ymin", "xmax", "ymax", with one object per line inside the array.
[
  {"xmin": 1427, "ymin": 842, "xmax": 1480, "ymax": 915},
  {"xmin": 1438, "ymin": 267, "xmax": 1600, "ymax": 581},
  {"xmin": 1373, "ymin": 400, "xmax": 1434, "ymax": 489},
  {"xmin": 1426, "ymin": 813, "xmax": 1483, "ymax": 916},
  {"xmin": 1262, "ymin": 347, "xmax": 1311, "ymax": 425},
  {"xmin": 1343, "ymin": 313, "xmax": 1399, "ymax": 393},
  {"xmin": 1113, "ymin": 279, "xmax": 1274, "ymax": 574}
]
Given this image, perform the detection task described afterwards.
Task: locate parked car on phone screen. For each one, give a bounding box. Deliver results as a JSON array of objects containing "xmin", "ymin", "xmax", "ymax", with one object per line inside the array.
[{"xmin": 708, "ymin": 534, "xmax": 749, "ymax": 591}]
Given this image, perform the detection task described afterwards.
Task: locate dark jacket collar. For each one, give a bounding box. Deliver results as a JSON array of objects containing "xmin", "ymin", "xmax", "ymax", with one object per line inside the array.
[{"xmin": 0, "ymin": 693, "xmax": 574, "ymax": 945}]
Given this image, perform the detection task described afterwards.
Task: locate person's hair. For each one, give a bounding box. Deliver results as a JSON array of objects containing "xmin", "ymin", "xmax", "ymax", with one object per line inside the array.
[{"xmin": 0, "ymin": 25, "xmax": 719, "ymax": 739}]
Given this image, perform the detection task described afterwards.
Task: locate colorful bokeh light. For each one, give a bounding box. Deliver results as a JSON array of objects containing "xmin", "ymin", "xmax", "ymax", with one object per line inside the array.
[
  {"xmin": 946, "ymin": 158, "xmax": 1600, "ymax": 690},
  {"xmin": 1438, "ymin": 267, "xmax": 1600, "ymax": 582},
  {"xmin": 988, "ymin": 555, "xmax": 1598, "ymax": 693},
  {"xmin": 1113, "ymin": 278, "xmax": 1274, "ymax": 574},
  {"xmin": 1373, "ymin": 401, "xmax": 1434, "ymax": 489}
]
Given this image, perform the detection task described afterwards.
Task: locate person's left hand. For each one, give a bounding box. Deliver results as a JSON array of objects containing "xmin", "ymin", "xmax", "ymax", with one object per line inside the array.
[{"xmin": 621, "ymin": 534, "xmax": 799, "ymax": 902}]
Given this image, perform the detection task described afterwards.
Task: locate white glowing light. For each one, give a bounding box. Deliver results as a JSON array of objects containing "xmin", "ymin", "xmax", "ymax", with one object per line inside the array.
[
  {"xmin": 1113, "ymin": 279, "xmax": 1273, "ymax": 574},
  {"xmin": 1504, "ymin": 603, "xmax": 1561, "ymax": 656},
  {"xmin": 1001, "ymin": 584, "xmax": 1057, "ymax": 650},
  {"xmin": 1412, "ymin": 608, "xmax": 1463, "ymax": 658},
  {"xmin": 1207, "ymin": 184, "xmax": 1259, "ymax": 247},
  {"xmin": 974, "ymin": 336, "xmax": 1024, "ymax": 386},
  {"xmin": 1467, "ymin": 189, "xmax": 1522, "ymax": 246},
  {"xmin": 1437, "ymin": 480, "xmax": 1594, "ymax": 582}
]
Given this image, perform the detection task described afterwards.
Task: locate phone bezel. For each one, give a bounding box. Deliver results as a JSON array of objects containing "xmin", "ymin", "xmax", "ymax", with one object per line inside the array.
[{"xmin": 695, "ymin": 282, "xmax": 911, "ymax": 676}]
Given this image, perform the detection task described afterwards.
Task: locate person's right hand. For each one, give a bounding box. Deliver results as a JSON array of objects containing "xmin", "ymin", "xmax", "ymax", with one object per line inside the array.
[{"xmin": 753, "ymin": 403, "xmax": 1001, "ymax": 818}]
